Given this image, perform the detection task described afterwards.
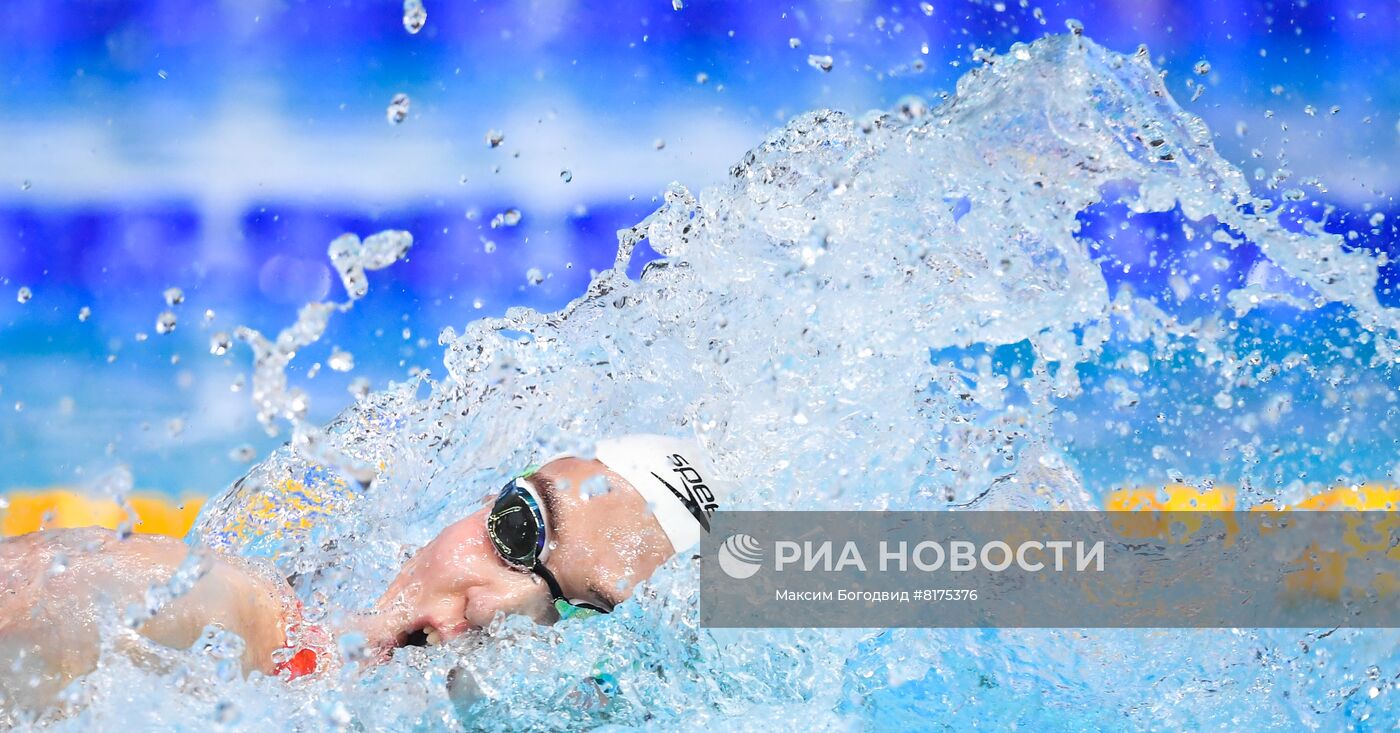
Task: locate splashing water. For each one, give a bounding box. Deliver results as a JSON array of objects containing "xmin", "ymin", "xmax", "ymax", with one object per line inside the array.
[
  {"xmin": 402, "ymin": 0, "xmax": 427, "ymax": 35},
  {"xmin": 386, "ymin": 94, "xmax": 411, "ymax": 125},
  {"xmin": 27, "ymin": 34, "xmax": 1400, "ymax": 730}
]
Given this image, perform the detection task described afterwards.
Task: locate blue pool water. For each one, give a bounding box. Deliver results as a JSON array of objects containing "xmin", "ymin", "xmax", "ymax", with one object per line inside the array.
[{"xmin": 2, "ymin": 2, "xmax": 1399, "ymax": 730}]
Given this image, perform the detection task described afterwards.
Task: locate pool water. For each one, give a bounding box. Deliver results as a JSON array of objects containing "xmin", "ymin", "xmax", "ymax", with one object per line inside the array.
[{"xmin": 8, "ymin": 31, "xmax": 1400, "ymax": 732}]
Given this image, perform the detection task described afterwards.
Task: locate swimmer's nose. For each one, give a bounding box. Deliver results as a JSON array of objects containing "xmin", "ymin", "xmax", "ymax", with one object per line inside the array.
[{"xmin": 366, "ymin": 509, "xmax": 499, "ymax": 651}]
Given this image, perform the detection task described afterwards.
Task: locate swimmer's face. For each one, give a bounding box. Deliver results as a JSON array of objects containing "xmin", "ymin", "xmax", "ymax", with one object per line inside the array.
[{"xmin": 365, "ymin": 457, "xmax": 673, "ymax": 651}]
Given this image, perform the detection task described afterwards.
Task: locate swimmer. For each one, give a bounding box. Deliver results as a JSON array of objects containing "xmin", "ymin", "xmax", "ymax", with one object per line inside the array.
[
  {"xmin": 356, "ymin": 434, "xmax": 719, "ymax": 652},
  {"xmin": 0, "ymin": 434, "xmax": 720, "ymax": 714}
]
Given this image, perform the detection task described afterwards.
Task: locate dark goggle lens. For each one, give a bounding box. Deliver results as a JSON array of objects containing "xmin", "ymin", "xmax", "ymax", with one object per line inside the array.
[
  {"xmin": 487, "ymin": 482, "xmax": 543, "ymax": 567},
  {"xmin": 487, "ymin": 476, "xmax": 614, "ymax": 616}
]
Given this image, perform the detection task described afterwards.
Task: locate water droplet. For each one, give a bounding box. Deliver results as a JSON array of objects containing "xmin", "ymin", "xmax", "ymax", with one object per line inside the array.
[
  {"xmin": 1368, "ymin": 212, "xmax": 1385, "ymax": 228},
  {"xmin": 326, "ymin": 702, "xmax": 352, "ymax": 726},
  {"xmin": 695, "ymin": 71, "xmax": 709, "ymax": 84},
  {"xmin": 526, "ymin": 268, "xmax": 545, "ymax": 286},
  {"xmin": 204, "ymin": 308, "xmax": 215, "ymax": 322},
  {"xmin": 671, "ymin": 0, "xmax": 683, "ymax": 9},
  {"xmin": 919, "ymin": 2, "xmax": 933, "ymax": 15},
  {"xmin": 789, "ymin": 37, "xmax": 801, "ymax": 49},
  {"xmin": 807, "ymin": 54, "xmax": 834, "ymax": 72},
  {"xmin": 349, "ymin": 377, "xmax": 372, "ymax": 400},
  {"xmin": 560, "ymin": 169, "xmax": 573, "ymax": 183},
  {"xmin": 580, "ymin": 475, "xmax": 611, "ymax": 500},
  {"xmin": 402, "ymin": 0, "xmax": 427, "ymax": 34},
  {"xmin": 155, "ymin": 311, "xmax": 177, "ymax": 335},
  {"xmin": 361, "ymin": 229, "xmax": 414, "ymax": 268},
  {"xmin": 328, "ymin": 348, "xmax": 355, "ymax": 372},
  {"xmin": 472, "ymin": 297, "xmax": 484, "ymax": 309},
  {"xmin": 163, "ymin": 286, "xmax": 185, "ymax": 306},
  {"xmin": 210, "ymin": 332, "xmax": 231, "ymax": 356},
  {"xmin": 1214, "ymin": 392, "xmax": 1234, "ymax": 409},
  {"xmin": 490, "ymin": 209, "xmax": 522, "ymax": 228},
  {"xmin": 483, "ymin": 240, "xmax": 497, "ymax": 253},
  {"xmin": 16, "ymin": 286, "xmax": 31, "ymax": 304},
  {"xmin": 1329, "ymin": 105, "xmax": 1341, "ymax": 115},
  {"xmin": 20, "ymin": 180, "xmax": 31, "ymax": 191},
  {"xmin": 1065, "ymin": 18, "xmax": 1084, "ymax": 35},
  {"xmin": 897, "ymin": 95, "xmax": 928, "ymax": 119},
  {"xmin": 386, "ymin": 93, "xmax": 410, "ymax": 125},
  {"xmin": 485, "ymin": 129, "xmax": 505, "ymax": 148},
  {"xmin": 1303, "ymin": 104, "xmax": 1316, "ymax": 117},
  {"xmin": 329, "ymin": 230, "xmax": 413, "ymax": 301},
  {"xmin": 229, "ymin": 444, "xmax": 256, "ymax": 463},
  {"xmin": 14, "ymin": 401, "xmax": 24, "ymax": 412},
  {"xmin": 1193, "ymin": 60, "xmax": 1211, "ymax": 76}
]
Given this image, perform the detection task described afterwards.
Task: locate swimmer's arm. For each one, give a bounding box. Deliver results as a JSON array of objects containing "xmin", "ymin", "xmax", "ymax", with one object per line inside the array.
[
  {"xmin": 0, "ymin": 530, "xmax": 289, "ymax": 711},
  {"xmin": 135, "ymin": 547, "xmax": 289, "ymax": 674}
]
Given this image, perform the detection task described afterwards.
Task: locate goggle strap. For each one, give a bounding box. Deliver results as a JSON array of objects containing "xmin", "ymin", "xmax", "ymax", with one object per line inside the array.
[
  {"xmin": 532, "ymin": 560, "xmax": 568, "ymax": 604},
  {"xmin": 555, "ymin": 598, "xmax": 603, "ymax": 621}
]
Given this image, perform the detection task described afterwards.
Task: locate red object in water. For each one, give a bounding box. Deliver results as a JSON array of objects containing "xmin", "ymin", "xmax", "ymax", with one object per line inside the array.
[
  {"xmin": 274, "ymin": 646, "xmax": 320, "ymax": 679},
  {"xmin": 274, "ymin": 599, "xmax": 327, "ymax": 680}
]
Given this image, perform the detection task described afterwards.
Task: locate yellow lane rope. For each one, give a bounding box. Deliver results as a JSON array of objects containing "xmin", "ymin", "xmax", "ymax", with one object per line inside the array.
[
  {"xmin": 1, "ymin": 490, "xmax": 204, "ymax": 538},
  {"xmin": 2, "ymin": 482, "xmax": 1395, "ymax": 541}
]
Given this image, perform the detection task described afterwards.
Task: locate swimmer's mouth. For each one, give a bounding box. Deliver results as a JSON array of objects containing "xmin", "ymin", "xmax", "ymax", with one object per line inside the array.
[{"xmin": 397, "ymin": 625, "xmax": 443, "ymax": 648}]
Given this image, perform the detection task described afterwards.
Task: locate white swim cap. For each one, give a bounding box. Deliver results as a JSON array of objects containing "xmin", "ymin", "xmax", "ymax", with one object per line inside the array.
[{"xmin": 593, "ymin": 434, "xmax": 721, "ymax": 554}]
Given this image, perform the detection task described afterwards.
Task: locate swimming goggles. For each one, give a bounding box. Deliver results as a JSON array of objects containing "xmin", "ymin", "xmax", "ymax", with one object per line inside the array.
[{"xmin": 485, "ymin": 473, "xmax": 612, "ymax": 617}]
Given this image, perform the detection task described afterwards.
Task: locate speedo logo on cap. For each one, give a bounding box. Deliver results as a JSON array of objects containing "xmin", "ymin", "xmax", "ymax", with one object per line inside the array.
[{"xmin": 651, "ymin": 452, "xmax": 717, "ymax": 531}]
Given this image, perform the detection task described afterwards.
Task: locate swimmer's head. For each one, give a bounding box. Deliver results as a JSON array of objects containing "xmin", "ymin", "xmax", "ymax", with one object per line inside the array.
[
  {"xmin": 590, "ymin": 434, "xmax": 722, "ymax": 554},
  {"xmin": 364, "ymin": 434, "xmax": 721, "ymax": 651}
]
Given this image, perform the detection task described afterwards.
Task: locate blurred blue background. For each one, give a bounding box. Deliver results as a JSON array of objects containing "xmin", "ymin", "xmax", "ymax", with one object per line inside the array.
[{"xmin": 0, "ymin": 0, "xmax": 1397, "ymax": 496}]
